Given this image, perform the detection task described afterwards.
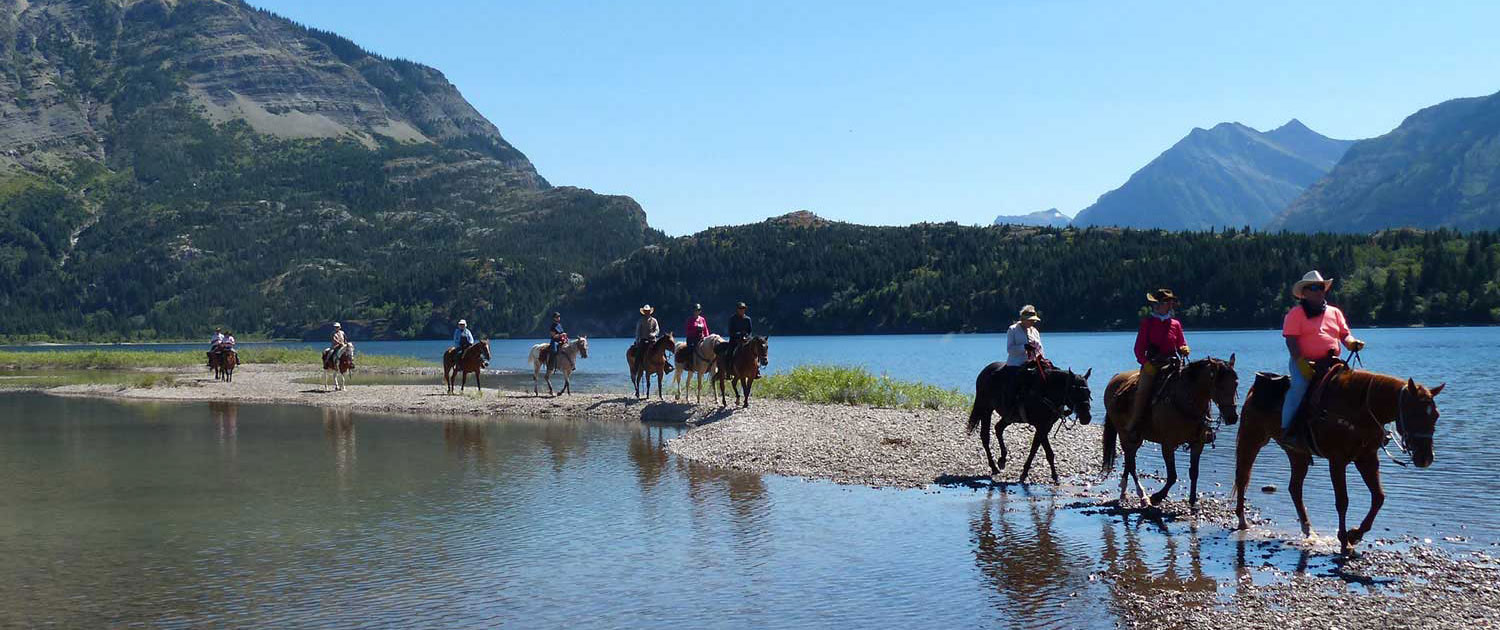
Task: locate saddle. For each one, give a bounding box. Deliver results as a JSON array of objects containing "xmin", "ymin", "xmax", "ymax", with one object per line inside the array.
[{"xmin": 1145, "ymin": 358, "xmax": 1182, "ymax": 405}]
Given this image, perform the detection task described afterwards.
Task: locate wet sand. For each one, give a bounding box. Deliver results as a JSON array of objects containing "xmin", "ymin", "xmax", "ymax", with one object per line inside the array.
[{"xmin": 35, "ymin": 363, "xmax": 1500, "ymax": 628}]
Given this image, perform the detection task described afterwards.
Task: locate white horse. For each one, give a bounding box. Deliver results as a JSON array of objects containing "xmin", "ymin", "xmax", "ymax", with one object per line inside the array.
[
  {"xmin": 321, "ymin": 342, "xmax": 355, "ymax": 391},
  {"xmin": 674, "ymin": 334, "xmax": 722, "ymax": 403},
  {"xmin": 527, "ymin": 336, "xmax": 589, "ymax": 396}
]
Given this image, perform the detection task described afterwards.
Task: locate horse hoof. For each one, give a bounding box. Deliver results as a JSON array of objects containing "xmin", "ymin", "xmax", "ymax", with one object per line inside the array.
[{"xmin": 1149, "ymin": 494, "xmax": 1166, "ymax": 507}]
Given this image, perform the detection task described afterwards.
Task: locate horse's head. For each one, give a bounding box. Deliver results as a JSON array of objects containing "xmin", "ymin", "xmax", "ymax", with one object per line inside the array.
[
  {"xmin": 658, "ymin": 332, "xmax": 675, "ymax": 351},
  {"xmin": 752, "ymin": 336, "xmax": 769, "ymax": 366},
  {"xmin": 1398, "ymin": 378, "xmax": 1444, "ymax": 468},
  {"xmin": 1065, "ymin": 367, "xmax": 1093, "ymax": 424},
  {"xmin": 478, "ymin": 339, "xmax": 491, "ymax": 366},
  {"xmin": 1188, "ymin": 355, "xmax": 1239, "ymax": 425},
  {"xmin": 577, "ymin": 336, "xmax": 589, "ymax": 359}
]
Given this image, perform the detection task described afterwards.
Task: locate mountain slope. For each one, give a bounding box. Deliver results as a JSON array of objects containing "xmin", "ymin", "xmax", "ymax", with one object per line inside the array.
[
  {"xmin": 994, "ymin": 208, "xmax": 1070, "ymax": 228},
  {"xmin": 1072, "ymin": 120, "xmax": 1354, "ymax": 230},
  {"xmin": 0, "ymin": 0, "xmax": 661, "ymax": 340},
  {"xmin": 1272, "ymin": 91, "xmax": 1500, "ymax": 232}
]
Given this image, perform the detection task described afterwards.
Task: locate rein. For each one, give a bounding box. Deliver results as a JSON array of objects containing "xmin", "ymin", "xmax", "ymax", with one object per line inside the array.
[{"xmin": 1351, "ymin": 372, "xmax": 1423, "ymax": 467}]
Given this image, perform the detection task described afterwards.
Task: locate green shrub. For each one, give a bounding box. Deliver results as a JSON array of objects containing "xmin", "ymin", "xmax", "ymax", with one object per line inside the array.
[{"xmin": 757, "ymin": 365, "xmax": 967, "ymax": 410}]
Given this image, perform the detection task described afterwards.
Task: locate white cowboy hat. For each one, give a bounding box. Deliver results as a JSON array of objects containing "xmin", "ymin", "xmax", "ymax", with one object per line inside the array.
[
  {"xmin": 1018, "ymin": 304, "xmax": 1041, "ymax": 323},
  {"xmin": 639, "ymin": 304, "xmax": 654, "ymax": 315},
  {"xmin": 333, "ymin": 322, "xmax": 342, "ymax": 328},
  {"xmin": 1292, "ymin": 271, "xmax": 1333, "ymax": 299},
  {"xmin": 458, "ymin": 319, "xmax": 467, "ymax": 326}
]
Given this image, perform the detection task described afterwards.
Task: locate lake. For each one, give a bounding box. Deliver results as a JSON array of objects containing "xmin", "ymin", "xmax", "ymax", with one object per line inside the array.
[{"xmin": 0, "ymin": 394, "xmax": 1380, "ymax": 628}]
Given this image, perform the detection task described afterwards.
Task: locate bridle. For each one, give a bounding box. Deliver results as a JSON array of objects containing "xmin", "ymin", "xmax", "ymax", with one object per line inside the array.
[{"xmin": 1364, "ymin": 377, "xmax": 1430, "ymax": 467}]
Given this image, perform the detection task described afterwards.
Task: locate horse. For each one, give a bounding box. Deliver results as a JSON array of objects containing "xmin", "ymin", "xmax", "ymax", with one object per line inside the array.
[
  {"xmin": 673, "ymin": 334, "xmax": 722, "ymax": 403},
  {"xmin": 1233, "ymin": 366, "xmax": 1444, "ymax": 555},
  {"xmin": 966, "ymin": 362, "xmax": 1093, "ymax": 483},
  {"xmin": 527, "ymin": 336, "xmax": 589, "ymax": 396},
  {"xmin": 626, "ymin": 333, "xmax": 676, "ymax": 399},
  {"xmin": 321, "ymin": 342, "xmax": 355, "ymax": 391},
  {"xmin": 714, "ymin": 335, "xmax": 769, "ymax": 408},
  {"xmin": 443, "ymin": 340, "xmax": 491, "ymax": 394},
  {"xmin": 1101, "ymin": 356, "xmax": 1239, "ymax": 507},
  {"xmin": 213, "ymin": 349, "xmax": 238, "ymax": 382}
]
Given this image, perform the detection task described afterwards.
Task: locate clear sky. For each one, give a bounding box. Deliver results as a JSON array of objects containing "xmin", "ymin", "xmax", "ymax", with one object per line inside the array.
[{"xmin": 251, "ymin": 0, "xmax": 1500, "ymax": 235}]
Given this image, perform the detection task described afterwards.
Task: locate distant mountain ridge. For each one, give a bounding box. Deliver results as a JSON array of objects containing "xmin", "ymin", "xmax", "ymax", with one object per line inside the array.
[
  {"xmin": 1272, "ymin": 89, "xmax": 1500, "ymax": 232},
  {"xmin": 993, "ymin": 208, "xmax": 1070, "ymax": 228},
  {"xmin": 1072, "ymin": 120, "xmax": 1355, "ymax": 230}
]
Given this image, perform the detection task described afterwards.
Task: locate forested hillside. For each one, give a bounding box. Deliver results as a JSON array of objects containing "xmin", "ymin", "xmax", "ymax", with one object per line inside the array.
[{"xmin": 558, "ymin": 213, "xmax": 1500, "ymax": 337}]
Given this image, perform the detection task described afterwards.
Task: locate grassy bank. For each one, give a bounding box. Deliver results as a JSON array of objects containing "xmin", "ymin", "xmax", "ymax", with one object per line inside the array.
[
  {"xmin": 757, "ymin": 365, "xmax": 968, "ymax": 410},
  {"xmin": 0, "ymin": 349, "xmax": 431, "ymax": 370}
]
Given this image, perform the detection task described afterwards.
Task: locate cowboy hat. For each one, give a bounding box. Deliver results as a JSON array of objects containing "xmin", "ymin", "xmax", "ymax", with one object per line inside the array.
[
  {"xmin": 639, "ymin": 305, "xmax": 654, "ymax": 315},
  {"xmin": 736, "ymin": 302, "xmax": 748, "ymax": 309},
  {"xmin": 1146, "ymin": 289, "xmax": 1178, "ymax": 303},
  {"xmin": 1018, "ymin": 304, "xmax": 1041, "ymax": 323},
  {"xmin": 457, "ymin": 319, "xmax": 467, "ymax": 326},
  {"xmin": 693, "ymin": 303, "xmax": 702, "ymax": 311},
  {"xmin": 333, "ymin": 322, "xmax": 342, "ymax": 328},
  {"xmin": 1292, "ymin": 271, "xmax": 1333, "ymax": 299}
]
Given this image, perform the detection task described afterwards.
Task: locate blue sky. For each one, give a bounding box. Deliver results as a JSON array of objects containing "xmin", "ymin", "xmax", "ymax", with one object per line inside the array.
[{"xmin": 251, "ymin": 1, "xmax": 1499, "ymax": 235}]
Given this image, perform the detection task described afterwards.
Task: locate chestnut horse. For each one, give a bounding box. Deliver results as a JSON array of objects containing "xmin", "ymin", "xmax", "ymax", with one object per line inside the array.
[
  {"xmin": 444, "ymin": 340, "xmax": 491, "ymax": 394},
  {"xmin": 714, "ymin": 336, "xmax": 769, "ymax": 408},
  {"xmin": 212, "ymin": 349, "xmax": 238, "ymax": 382},
  {"xmin": 321, "ymin": 342, "xmax": 355, "ymax": 391},
  {"xmin": 626, "ymin": 333, "xmax": 676, "ymax": 399},
  {"xmin": 1234, "ymin": 367, "xmax": 1444, "ymax": 555},
  {"xmin": 1102, "ymin": 356, "xmax": 1239, "ymax": 506},
  {"xmin": 967, "ymin": 362, "xmax": 1093, "ymax": 483},
  {"xmin": 528, "ymin": 336, "xmax": 589, "ymax": 396}
]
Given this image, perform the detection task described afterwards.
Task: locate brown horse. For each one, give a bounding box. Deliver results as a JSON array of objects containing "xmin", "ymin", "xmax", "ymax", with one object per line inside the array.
[
  {"xmin": 626, "ymin": 333, "xmax": 675, "ymax": 399},
  {"xmin": 444, "ymin": 340, "xmax": 491, "ymax": 394},
  {"xmin": 321, "ymin": 342, "xmax": 355, "ymax": 391},
  {"xmin": 1102, "ymin": 356, "xmax": 1239, "ymax": 506},
  {"xmin": 714, "ymin": 336, "xmax": 769, "ymax": 408},
  {"xmin": 1234, "ymin": 367, "xmax": 1444, "ymax": 555},
  {"xmin": 212, "ymin": 349, "xmax": 238, "ymax": 382}
]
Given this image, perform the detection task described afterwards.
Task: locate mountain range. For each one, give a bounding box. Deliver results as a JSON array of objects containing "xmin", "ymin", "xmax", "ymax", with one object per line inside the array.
[
  {"xmin": 993, "ymin": 208, "xmax": 1070, "ymax": 228},
  {"xmin": 1071, "ymin": 120, "xmax": 1354, "ymax": 230}
]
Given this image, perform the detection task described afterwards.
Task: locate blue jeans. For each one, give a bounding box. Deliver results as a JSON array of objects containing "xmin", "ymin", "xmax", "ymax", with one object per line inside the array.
[{"xmin": 1281, "ymin": 357, "xmax": 1310, "ymax": 432}]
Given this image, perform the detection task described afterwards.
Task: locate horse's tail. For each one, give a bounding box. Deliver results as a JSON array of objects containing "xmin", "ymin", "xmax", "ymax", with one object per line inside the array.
[
  {"xmin": 967, "ymin": 397, "xmax": 991, "ymax": 435},
  {"xmin": 968, "ymin": 363, "xmax": 1002, "ymax": 434},
  {"xmin": 1102, "ymin": 419, "xmax": 1118, "ymax": 471},
  {"xmin": 526, "ymin": 345, "xmax": 541, "ymax": 369}
]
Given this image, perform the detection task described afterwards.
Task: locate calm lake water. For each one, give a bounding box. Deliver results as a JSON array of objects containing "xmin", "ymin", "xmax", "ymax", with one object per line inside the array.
[{"xmin": 0, "ymin": 394, "xmax": 1385, "ymax": 628}]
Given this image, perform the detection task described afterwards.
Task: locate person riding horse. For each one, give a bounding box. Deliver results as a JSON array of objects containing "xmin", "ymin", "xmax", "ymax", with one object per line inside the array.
[
  {"xmin": 998, "ymin": 305, "xmax": 1044, "ymax": 421},
  {"xmin": 219, "ymin": 330, "xmax": 237, "ymax": 358},
  {"xmin": 634, "ymin": 305, "xmax": 672, "ymax": 373},
  {"xmin": 1124, "ymin": 289, "xmax": 1191, "ymax": 438},
  {"xmin": 723, "ymin": 302, "xmax": 753, "ymax": 363},
  {"xmin": 1280, "ymin": 271, "xmax": 1366, "ymax": 445},
  {"xmin": 453, "ymin": 319, "xmax": 474, "ymax": 354},
  {"xmin": 546, "ymin": 312, "xmax": 566, "ymax": 369},
  {"xmin": 328, "ymin": 322, "xmax": 347, "ymax": 368},
  {"xmin": 208, "ymin": 327, "xmax": 225, "ymax": 366},
  {"xmin": 684, "ymin": 304, "xmax": 710, "ymax": 367}
]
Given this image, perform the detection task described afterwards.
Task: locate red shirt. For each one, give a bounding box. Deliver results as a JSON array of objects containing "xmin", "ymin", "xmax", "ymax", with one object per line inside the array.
[
  {"xmin": 1134, "ymin": 316, "xmax": 1185, "ymax": 365},
  {"xmin": 685, "ymin": 315, "xmax": 710, "ymax": 341}
]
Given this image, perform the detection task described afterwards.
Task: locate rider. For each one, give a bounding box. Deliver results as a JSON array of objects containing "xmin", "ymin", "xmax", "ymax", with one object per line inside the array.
[
  {"xmin": 220, "ymin": 330, "xmax": 237, "ymax": 358},
  {"xmin": 208, "ymin": 327, "xmax": 225, "ymax": 365},
  {"xmin": 329, "ymin": 322, "xmax": 347, "ymax": 366},
  {"xmin": 999, "ymin": 305, "xmax": 1043, "ymax": 419},
  {"xmin": 1280, "ymin": 271, "xmax": 1365, "ymax": 442},
  {"xmin": 453, "ymin": 319, "xmax": 475, "ymax": 354},
  {"xmin": 636, "ymin": 305, "xmax": 671, "ymax": 373},
  {"xmin": 684, "ymin": 303, "xmax": 710, "ymax": 368},
  {"xmin": 547, "ymin": 312, "xmax": 566, "ymax": 369},
  {"xmin": 725, "ymin": 302, "xmax": 753, "ymax": 362},
  {"xmin": 1124, "ymin": 289, "xmax": 1191, "ymax": 437}
]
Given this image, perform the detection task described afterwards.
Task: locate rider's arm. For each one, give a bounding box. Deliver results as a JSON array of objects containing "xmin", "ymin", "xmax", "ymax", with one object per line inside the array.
[
  {"xmin": 1282, "ymin": 309, "xmax": 1302, "ymax": 359},
  {"xmin": 1133, "ymin": 318, "xmax": 1150, "ymax": 365},
  {"xmin": 1335, "ymin": 308, "xmax": 1363, "ymax": 350},
  {"xmin": 1284, "ymin": 336, "xmax": 1301, "ymax": 360}
]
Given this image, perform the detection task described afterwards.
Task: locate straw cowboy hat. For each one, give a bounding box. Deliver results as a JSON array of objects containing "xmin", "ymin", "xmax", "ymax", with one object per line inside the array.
[
  {"xmin": 1018, "ymin": 305, "xmax": 1041, "ymax": 323},
  {"xmin": 333, "ymin": 322, "xmax": 342, "ymax": 328},
  {"xmin": 457, "ymin": 319, "xmax": 467, "ymax": 326},
  {"xmin": 639, "ymin": 304, "xmax": 654, "ymax": 315},
  {"xmin": 1293, "ymin": 271, "xmax": 1333, "ymax": 299},
  {"xmin": 1145, "ymin": 289, "xmax": 1178, "ymax": 303}
]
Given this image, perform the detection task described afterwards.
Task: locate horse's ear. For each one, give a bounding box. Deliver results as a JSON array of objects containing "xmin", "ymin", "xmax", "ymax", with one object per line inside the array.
[
  {"xmin": 1083, "ymin": 368, "xmax": 1092, "ymax": 380},
  {"xmin": 1228, "ymin": 353, "xmax": 1236, "ymax": 367},
  {"xmin": 1407, "ymin": 377, "xmax": 1418, "ymax": 391},
  {"xmin": 1430, "ymin": 383, "xmax": 1445, "ymax": 397}
]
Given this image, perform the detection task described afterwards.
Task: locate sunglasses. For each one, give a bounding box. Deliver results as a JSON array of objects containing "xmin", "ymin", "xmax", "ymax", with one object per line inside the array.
[{"xmin": 1305, "ymin": 285, "xmax": 1326, "ymax": 292}]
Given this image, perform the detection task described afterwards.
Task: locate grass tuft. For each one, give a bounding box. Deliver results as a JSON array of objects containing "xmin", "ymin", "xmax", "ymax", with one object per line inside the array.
[{"xmin": 757, "ymin": 364, "xmax": 968, "ymax": 410}]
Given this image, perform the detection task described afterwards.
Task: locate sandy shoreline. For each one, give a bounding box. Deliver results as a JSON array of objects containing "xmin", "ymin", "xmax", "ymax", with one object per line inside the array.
[{"xmin": 27, "ymin": 364, "xmax": 1500, "ymax": 628}]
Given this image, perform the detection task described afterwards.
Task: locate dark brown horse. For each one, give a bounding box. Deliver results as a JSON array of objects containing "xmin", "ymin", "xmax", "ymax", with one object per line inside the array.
[
  {"xmin": 1234, "ymin": 367, "xmax": 1444, "ymax": 555},
  {"xmin": 714, "ymin": 336, "xmax": 769, "ymax": 408},
  {"xmin": 967, "ymin": 362, "xmax": 1093, "ymax": 483},
  {"xmin": 211, "ymin": 349, "xmax": 238, "ymax": 382},
  {"xmin": 627, "ymin": 333, "xmax": 676, "ymax": 399},
  {"xmin": 1102, "ymin": 356, "xmax": 1239, "ymax": 506},
  {"xmin": 444, "ymin": 340, "xmax": 491, "ymax": 394}
]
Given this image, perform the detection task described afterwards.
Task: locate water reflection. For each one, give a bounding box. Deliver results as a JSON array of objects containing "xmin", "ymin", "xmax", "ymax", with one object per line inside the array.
[
  {"xmin": 972, "ymin": 490, "xmax": 1090, "ymax": 626},
  {"xmin": 443, "ymin": 419, "xmax": 489, "ymax": 464},
  {"xmin": 628, "ymin": 424, "xmax": 672, "ymax": 490},
  {"xmin": 1097, "ymin": 514, "xmax": 1216, "ymax": 617},
  {"xmin": 322, "ymin": 408, "xmax": 356, "ymax": 485}
]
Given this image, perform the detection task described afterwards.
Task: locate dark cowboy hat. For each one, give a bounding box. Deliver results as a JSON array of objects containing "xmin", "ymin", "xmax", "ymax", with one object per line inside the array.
[
  {"xmin": 552, "ymin": 312, "xmax": 561, "ymax": 318},
  {"xmin": 736, "ymin": 302, "xmax": 747, "ymax": 309},
  {"xmin": 1145, "ymin": 288, "xmax": 1178, "ymax": 303}
]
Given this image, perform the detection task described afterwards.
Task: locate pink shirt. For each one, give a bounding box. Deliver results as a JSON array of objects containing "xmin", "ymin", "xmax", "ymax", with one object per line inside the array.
[{"xmin": 1282, "ymin": 304, "xmax": 1351, "ymax": 360}]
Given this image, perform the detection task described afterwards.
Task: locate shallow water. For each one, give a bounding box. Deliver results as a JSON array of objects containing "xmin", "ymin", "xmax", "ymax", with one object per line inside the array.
[{"xmin": 0, "ymin": 394, "xmax": 1394, "ymax": 628}]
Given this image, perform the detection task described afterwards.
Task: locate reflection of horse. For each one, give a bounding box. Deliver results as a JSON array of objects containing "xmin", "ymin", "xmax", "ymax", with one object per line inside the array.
[
  {"xmin": 1234, "ymin": 366, "xmax": 1444, "ymax": 555},
  {"xmin": 209, "ymin": 349, "xmax": 238, "ymax": 382},
  {"xmin": 967, "ymin": 362, "xmax": 1093, "ymax": 482},
  {"xmin": 443, "ymin": 420, "xmax": 488, "ymax": 461},
  {"xmin": 971, "ymin": 491, "xmax": 1078, "ymax": 623},
  {"xmin": 321, "ymin": 342, "xmax": 355, "ymax": 391},
  {"xmin": 714, "ymin": 336, "xmax": 768, "ymax": 408},
  {"xmin": 673, "ymin": 334, "xmax": 722, "ymax": 403},
  {"xmin": 626, "ymin": 333, "xmax": 676, "ymax": 399},
  {"xmin": 528, "ymin": 337, "xmax": 589, "ymax": 396},
  {"xmin": 443, "ymin": 340, "xmax": 491, "ymax": 394},
  {"xmin": 323, "ymin": 408, "xmax": 356, "ymax": 483},
  {"xmin": 1102, "ymin": 356, "xmax": 1239, "ymax": 506}
]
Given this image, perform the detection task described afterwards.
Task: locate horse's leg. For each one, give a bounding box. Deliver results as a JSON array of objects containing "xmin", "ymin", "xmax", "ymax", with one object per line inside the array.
[
  {"xmin": 1127, "ymin": 442, "xmax": 1149, "ymax": 502},
  {"xmin": 1119, "ymin": 441, "xmax": 1136, "ymax": 504},
  {"xmin": 744, "ymin": 378, "xmax": 753, "ymax": 408},
  {"xmin": 656, "ymin": 370, "xmax": 664, "ymax": 400},
  {"xmin": 532, "ymin": 364, "xmax": 539, "ymax": 396},
  {"xmin": 979, "ymin": 415, "xmax": 998, "ymax": 475},
  {"xmin": 474, "ymin": 369, "xmax": 482, "ymax": 396},
  {"xmin": 1288, "ymin": 451, "xmax": 1314, "ymax": 537},
  {"xmin": 996, "ymin": 422, "xmax": 1009, "ymax": 471},
  {"xmin": 1018, "ymin": 428, "xmax": 1044, "ymax": 483},
  {"xmin": 547, "ymin": 368, "xmax": 556, "ymax": 396},
  {"xmin": 1234, "ymin": 419, "xmax": 1272, "ymax": 529},
  {"xmin": 1330, "ymin": 458, "xmax": 1353, "ymax": 555},
  {"xmin": 1150, "ymin": 445, "xmax": 1178, "ymax": 506},
  {"xmin": 1188, "ymin": 442, "xmax": 1204, "ymax": 505},
  {"xmin": 1348, "ymin": 452, "xmax": 1385, "ymax": 549},
  {"xmin": 1040, "ymin": 430, "xmax": 1059, "ymax": 484}
]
